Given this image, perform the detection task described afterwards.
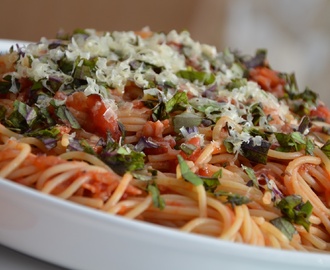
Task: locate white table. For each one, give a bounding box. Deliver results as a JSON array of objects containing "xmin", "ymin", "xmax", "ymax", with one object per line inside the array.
[{"xmin": 0, "ymin": 244, "xmax": 66, "ymax": 270}]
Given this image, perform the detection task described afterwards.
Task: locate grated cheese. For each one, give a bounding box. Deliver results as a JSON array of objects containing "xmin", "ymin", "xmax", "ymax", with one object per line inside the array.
[{"xmin": 11, "ymin": 28, "xmax": 294, "ymax": 155}]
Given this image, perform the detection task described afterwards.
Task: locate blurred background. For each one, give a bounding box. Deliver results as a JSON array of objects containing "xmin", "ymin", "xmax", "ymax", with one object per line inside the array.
[{"xmin": 1, "ymin": 0, "xmax": 329, "ymax": 105}]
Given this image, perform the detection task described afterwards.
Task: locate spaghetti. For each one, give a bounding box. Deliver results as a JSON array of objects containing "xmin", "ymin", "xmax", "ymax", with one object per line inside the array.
[{"xmin": 1, "ymin": 28, "xmax": 330, "ymax": 252}]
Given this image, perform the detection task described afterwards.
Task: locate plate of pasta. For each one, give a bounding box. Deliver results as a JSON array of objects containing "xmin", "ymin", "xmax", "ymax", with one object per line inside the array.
[{"xmin": 1, "ymin": 29, "xmax": 330, "ymax": 270}]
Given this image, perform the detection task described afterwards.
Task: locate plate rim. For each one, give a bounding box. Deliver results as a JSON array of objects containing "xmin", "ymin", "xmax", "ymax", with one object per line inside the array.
[
  {"xmin": 1, "ymin": 176, "xmax": 330, "ymax": 269},
  {"xmin": 0, "ymin": 39, "xmax": 32, "ymax": 52}
]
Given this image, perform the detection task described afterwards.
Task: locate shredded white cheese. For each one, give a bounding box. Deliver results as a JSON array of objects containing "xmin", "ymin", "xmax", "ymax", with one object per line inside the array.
[{"xmin": 11, "ymin": 28, "xmax": 294, "ymax": 157}]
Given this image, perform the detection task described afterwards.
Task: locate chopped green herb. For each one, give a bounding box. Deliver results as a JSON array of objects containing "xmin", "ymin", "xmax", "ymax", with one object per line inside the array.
[
  {"xmin": 147, "ymin": 183, "xmax": 165, "ymax": 210},
  {"xmin": 73, "ymin": 57, "xmax": 98, "ymax": 80},
  {"xmin": 276, "ymin": 195, "xmax": 313, "ymax": 232},
  {"xmin": 132, "ymin": 169, "xmax": 157, "ymax": 181},
  {"xmin": 305, "ymin": 138, "xmax": 315, "ymax": 156},
  {"xmin": 297, "ymin": 116, "xmax": 310, "ymax": 134},
  {"xmin": 226, "ymin": 78, "xmax": 247, "ymax": 91},
  {"xmin": 200, "ymin": 176, "xmax": 220, "ymax": 193},
  {"xmin": 173, "ymin": 112, "xmax": 202, "ymax": 133},
  {"xmin": 31, "ymin": 80, "xmax": 43, "ymax": 91},
  {"xmin": 79, "ymin": 139, "xmax": 96, "ymax": 155},
  {"xmin": 0, "ymin": 75, "xmax": 13, "ymax": 94},
  {"xmin": 0, "ymin": 105, "xmax": 6, "ymax": 122},
  {"xmin": 176, "ymin": 70, "xmax": 215, "ymax": 85},
  {"xmin": 242, "ymin": 165, "xmax": 259, "ymax": 189},
  {"xmin": 223, "ymin": 140, "xmax": 234, "ymax": 154},
  {"xmin": 215, "ymin": 191, "xmax": 250, "ymax": 208},
  {"xmin": 248, "ymin": 102, "xmax": 265, "ymax": 126},
  {"xmin": 213, "ymin": 169, "xmax": 223, "ymax": 179},
  {"xmin": 270, "ymin": 217, "xmax": 296, "ymax": 241},
  {"xmin": 241, "ymin": 138, "xmax": 270, "ymax": 165},
  {"xmin": 246, "ymin": 128, "xmax": 269, "ymax": 140},
  {"xmin": 177, "ymin": 155, "xmax": 203, "ymax": 186},
  {"xmin": 54, "ymin": 105, "xmax": 81, "ymax": 129},
  {"xmin": 275, "ymin": 132, "xmax": 309, "ymax": 153},
  {"xmin": 6, "ymin": 100, "xmax": 38, "ymax": 130},
  {"xmin": 25, "ymin": 127, "xmax": 60, "ymax": 138},
  {"xmin": 180, "ymin": 143, "xmax": 197, "ymax": 155},
  {"xmin": 165, "ymin": 91, "xmax": 189, "ymax": 113},
  {"xmin": 280, "ymin": 72, "xmax": 299, "ymax": 93},
  {"xmin": 15, "ymin": 100, "xmax": 38, "ymax": 126},
  {"xmin": 100, "ymin": 144, "xmax": 146, "ymax": 176},
  {"xmin": 321, "ymin": 140, "xmax": 330, "ymax": 159}
]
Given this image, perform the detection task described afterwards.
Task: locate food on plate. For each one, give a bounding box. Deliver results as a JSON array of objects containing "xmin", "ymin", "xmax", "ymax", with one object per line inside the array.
[{"xmin": 1, "ymin": 28, "xmax": 330, "ymax": 253}]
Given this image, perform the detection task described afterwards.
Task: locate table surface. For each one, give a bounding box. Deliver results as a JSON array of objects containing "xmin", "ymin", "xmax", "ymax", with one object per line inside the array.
[{"xmin": 0, "ymin": 244, "xmax": 67, "ymax": 270}]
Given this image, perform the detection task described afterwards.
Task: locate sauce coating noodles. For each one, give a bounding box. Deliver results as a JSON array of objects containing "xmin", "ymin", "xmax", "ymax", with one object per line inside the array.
[{"xmin": 1, "ymin": 29, "xmax": 330, "ymax": 252}]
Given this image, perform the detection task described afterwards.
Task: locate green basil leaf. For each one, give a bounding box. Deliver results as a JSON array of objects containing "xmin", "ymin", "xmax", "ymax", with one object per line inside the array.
[
  {"xmin": 270, "ymin": 217, "xmax": 296, "ymax": 241},
  {"xmin": 248, "ymin": 102, "xmax": 265, "ymax": 126},
  {"xmin": 173, "ymin": 112, "xmax": 202, "ymax": 133},
  {"xmin": 297, "ymin": 116, "xmax": 310, "ymax": 134},
  {"xmin": 176, "ymin": 70, "xmax": 215, "ymax": 85},
  {"xmin": 215, "ymin": 191, "xmax": 250, "ymax": 208},
  {"xmin": 241, "ymin": 138, "xmax": 270, "ymax": 165},
  {"xmin": 147, "ymin": 183, "xmax": 165, "ymax": 210},
  {"xmin": 55, "ymin": 106, "xmax": 81, "ymax": 129},
  {"xmin": 15, "ymin": 100, "xmax": 38, "ymax": 126},
  {"xmin": 276, "ymin": 195, "xmax": 313, "ymax": 232},
  {"xmin": 7, "ymin": 100, "xmax": 38, "ymax": 130},
  {"xmin": 177, "ymin": 155, "xmax": 203, "ymax": 186},
  {"xmin": 0, "ymin": 75, "xmax": 12, "ymax": 94},
  {"xmin": 242, "ymin": 165, "xmax": 259, "ymax": 189},
  {"xmin": 305, "ymin": 138, "xmax": 315, "ymax": 156},
  {"xmin": 0, "ymin": 105, "xmax": 6, "ymax": 121},
  {"xmin": 223, "ymin": 140, "xmax": 234, "ymax": 153},
  {"xmin": 180, "ymin": 143, "xmax": 197, "ymax": 155},
  {"xmin": 280, "ymin": 72, "xmax": 299, "ymax": 93},
  {"xmin": 200, "ymin": 177, "xmax": 219, "ymax": 193},
  {"xmin": 212, "ymin": 169, "xmax": 223, "ymax": 179},
  {"xmin": 226, "ymin": 194, "xmax": 250, "ymax": 207},
  {"xmin": 226, "ymin": 78, "xmax": 247, "ymax": 91},
  {"xmin": 165, "ymin": 91, "xmax": 188, "ymax": 113},
  {"xmin": 295, "ymin": 200, "xmax": 313, "ymax": 231},
  {"xmin": 321, "ymin": 140, "xmax": 330, "ymax": 159},
  {"xmin": 291, "ymin": 132, "xmax": 306, "ymax": 144},
  {"xmin": 100, "ymin": 145, "xmax": 145, "ymax": 176},
  {"xmin": 25, "ymin": 127, "xmax": 60, "ymax": 138},
  {"xmin": 80, "ymin": 139, "xmax": 96, "ymax": 155},
  {"xmin": 275, "ymin": 132, "xmax": 306, "ymax": 152}
]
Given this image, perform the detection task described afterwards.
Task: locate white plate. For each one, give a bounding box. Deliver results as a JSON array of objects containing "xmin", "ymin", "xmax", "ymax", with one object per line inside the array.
[
  {"xmin": 0, "ymin": 39, "xmax": 30, "ymax": 53},
  {"xmin": 1, "ymin": 39, "xmax": 330, "ymax": 270},
  {"xmin": 1, "ymin": 177, "xmax": 330, "ymax": 270}
]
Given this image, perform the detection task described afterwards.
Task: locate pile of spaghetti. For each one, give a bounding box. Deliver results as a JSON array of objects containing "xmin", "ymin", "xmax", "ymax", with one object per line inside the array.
[{"xmin": 1, "ymin": 28, "xmax": 330, "ymax": 252}]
